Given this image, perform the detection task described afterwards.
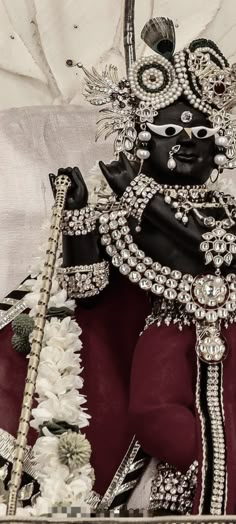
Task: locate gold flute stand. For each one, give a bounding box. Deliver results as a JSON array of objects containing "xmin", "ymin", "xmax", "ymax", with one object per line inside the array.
[{"xmin": 6, "ymin": 174, "xmax": 71, "ymax": 516}]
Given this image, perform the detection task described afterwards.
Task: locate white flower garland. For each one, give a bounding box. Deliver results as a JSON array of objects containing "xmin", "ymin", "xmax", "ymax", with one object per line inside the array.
[
  {"xmin": 2, "ymin": 160, "xmax": 114, "ymax": 516},
  {"xmin": 2, "ymin": 224, "xmax": 94, "ymax": 516}
]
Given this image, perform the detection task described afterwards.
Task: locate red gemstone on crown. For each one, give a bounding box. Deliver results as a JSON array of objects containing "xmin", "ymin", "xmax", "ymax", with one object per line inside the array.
[{"xmin": 214, "ymin": 81, "xmax": 226, "ymax": 95}]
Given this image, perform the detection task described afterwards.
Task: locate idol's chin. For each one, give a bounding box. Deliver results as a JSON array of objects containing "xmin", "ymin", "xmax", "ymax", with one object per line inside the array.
[
  {"xmin": 162, "ymin": 166, "xmax": 207, "ymax": 186},
  {"xmin": 175, "ymin": 159, "xmax": 197, "ymax": 175},
  {"xmin": 174, "ymin": 161, "xmax": 203, "ymax": 182}
]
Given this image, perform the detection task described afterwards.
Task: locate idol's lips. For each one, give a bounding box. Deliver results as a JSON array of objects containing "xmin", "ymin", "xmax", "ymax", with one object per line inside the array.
[{"xmin": 176, "ymin": 152, "xmax": 196, "ymax": 162}]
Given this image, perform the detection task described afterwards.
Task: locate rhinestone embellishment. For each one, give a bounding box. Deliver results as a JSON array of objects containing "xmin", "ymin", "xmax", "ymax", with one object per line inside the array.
[
  {"xmin": 196, "ymin": 324, "xmax": 227, "ymax": 363},
  {"xmin": 192, "ymin": 275, "xmax": 228, "ymax": 309},
  {"xmin": 99, "ymin": 208, "xmax": 236, "ymax": 359},
  {"xmin": 181, "ymin": 110, "xmax": 193, "ymax": 123}
]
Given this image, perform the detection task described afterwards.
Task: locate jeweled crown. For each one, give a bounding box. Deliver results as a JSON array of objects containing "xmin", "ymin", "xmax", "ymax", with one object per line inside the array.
[{"xmin": 67, "ymin": 16, "xmax": 236, "ymax": 167}]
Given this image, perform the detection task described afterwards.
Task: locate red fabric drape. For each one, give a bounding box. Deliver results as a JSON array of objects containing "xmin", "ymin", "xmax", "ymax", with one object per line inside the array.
[{"xmin": 1, "ymin": 271, "xmax": 236, "ymax": 512}]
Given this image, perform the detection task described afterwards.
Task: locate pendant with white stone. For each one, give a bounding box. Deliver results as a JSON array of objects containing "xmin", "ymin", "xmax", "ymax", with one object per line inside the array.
[
  {"xmin": 200, "ymin": 224, "xmax": 236, "ymax": 268},
  {"xmin": 196, "ymin": 324, "xmax": 227, "ymax": 363},
  {"xmin": 191, "ymin": 274, "xmax": 229, "ymax": 362},
  {"xmin": 167, "ymin": 157, "xmax": 176, "ymax": 171}
]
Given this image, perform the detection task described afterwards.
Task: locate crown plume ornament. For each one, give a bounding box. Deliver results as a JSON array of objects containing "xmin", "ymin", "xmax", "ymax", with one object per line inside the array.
[
  {"xmin": 141, "ymin": 17, "xmax": 176, "ymax": 60},
  {"xmin": 67, "ymin": 1, "xmax": 236, "ymax": 168}
]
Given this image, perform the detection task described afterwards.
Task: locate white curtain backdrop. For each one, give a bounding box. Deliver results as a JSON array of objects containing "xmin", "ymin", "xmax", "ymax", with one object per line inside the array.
[
  {"xmin": 1, "ymin": 0, "xmax": 236, "ymax": 297},
  {"xmin": 0, "ymin": 0, "xmax": 235, "ymax": 109}
]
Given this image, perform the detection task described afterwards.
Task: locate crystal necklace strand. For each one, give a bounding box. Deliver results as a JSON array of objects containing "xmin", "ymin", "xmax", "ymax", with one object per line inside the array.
[
  {"xmin": 192, "ymin": 193, "xmax": 236, "ymax": 268},
  {"xmin": 164, "ymin": 187, "xmax": 236, "ymax": 227},
  {"xmin": 163, "ymin": 184, "xmax": 208, "ymax": 224}
]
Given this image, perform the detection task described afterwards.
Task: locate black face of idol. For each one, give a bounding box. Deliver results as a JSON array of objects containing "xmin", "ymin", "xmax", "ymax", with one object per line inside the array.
[{"xmin": 143, "ymin": 100, "xmax": 216, "ymax": 186}]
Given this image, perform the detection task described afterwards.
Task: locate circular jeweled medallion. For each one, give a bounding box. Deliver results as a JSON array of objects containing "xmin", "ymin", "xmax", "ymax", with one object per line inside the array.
[
  {"xmin": 191, "ymin": 274, "xmax": 229, "ymax": 309},
  {"xmin": 196, "ymin": 327, "xmax": 228, "ymax": 363}
]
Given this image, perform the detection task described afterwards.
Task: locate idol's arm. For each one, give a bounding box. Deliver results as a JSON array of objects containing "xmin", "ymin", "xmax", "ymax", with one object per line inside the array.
[
  {"xmin": 49, "ymin": 167, "xmax": 103, "ymax": 267},
  {"xmin": 50, "ymin": 167, "xmax": 107, "ymax": 305},
  {"xmin": 99, "ymin": 154, "xmax": 203, "ymax": 273},
  {"xmin": 63, "ymin": 233, "xmax": 101, "ymax": 267}
]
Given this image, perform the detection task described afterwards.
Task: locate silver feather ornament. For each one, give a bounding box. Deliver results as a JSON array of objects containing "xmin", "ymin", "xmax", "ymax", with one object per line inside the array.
[
  {"xmin": 141, "ymin": 17, "xmax": 176, "ymax": 60},
  {"xmin": 82, "ymin": 64, "xmax": 119, "ymax": 105},
  {"xmin": 79, "ymin": 62, "xmax": 136, "ymax": 151}
]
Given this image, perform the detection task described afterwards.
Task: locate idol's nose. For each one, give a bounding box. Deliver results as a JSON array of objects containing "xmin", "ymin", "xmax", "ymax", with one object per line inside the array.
[
  {"xmin": 178, "ymin": 127, "xmax": 193, "ymax": 145},
  {"xmin": 184, "ymin": 128, "xmax": 192, "ymax": 138}
]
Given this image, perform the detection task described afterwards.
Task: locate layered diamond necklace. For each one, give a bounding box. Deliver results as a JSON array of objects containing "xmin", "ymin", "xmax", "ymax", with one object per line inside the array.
[{"xmin": 98, "ymin": 185, "xmax": 236, "ymax": 364}]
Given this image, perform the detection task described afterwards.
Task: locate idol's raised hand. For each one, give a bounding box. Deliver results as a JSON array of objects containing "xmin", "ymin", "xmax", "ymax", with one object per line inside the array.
[
  {"xmin": 49, "ymin": 167, "xmax": 88, "ymax": 210},
  {"xmin": 99, "ymin": 152, "xmax": 137, "ymax": 197}
]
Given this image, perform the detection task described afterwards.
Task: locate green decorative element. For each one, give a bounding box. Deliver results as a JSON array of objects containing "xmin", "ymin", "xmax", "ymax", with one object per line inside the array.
[
  {"xmin": 58, "ymin": 431, "xmax": 92, "ymax": 470},
  {"xmin": 46, "ymin": 307, "xmax": 74, "ymax": 319},
  {"xmin": 40, "ymin": 420, "xmax": 80, "ymax": 436},
  {"xmin": 12, "ymin": 314, "xmax": 34, "ymax": 337},
  {"xmin": 11, "ymin": 314, "xmax": 34, "ymax": 355},
  {"xmin": 189, "ymin": 38, "xmax": 229, "ymax": 67}
]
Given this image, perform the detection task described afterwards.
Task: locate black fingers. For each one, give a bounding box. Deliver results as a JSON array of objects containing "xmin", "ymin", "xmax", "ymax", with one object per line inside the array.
[{"xmin": 99, "ymin": 160, "xmax": 111, "ymax": 183}]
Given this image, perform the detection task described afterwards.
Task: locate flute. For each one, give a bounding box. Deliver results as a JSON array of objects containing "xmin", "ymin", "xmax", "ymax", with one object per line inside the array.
[{"xmin": 7, "ymin": 174, "xmax": 71, "ymax": 515}]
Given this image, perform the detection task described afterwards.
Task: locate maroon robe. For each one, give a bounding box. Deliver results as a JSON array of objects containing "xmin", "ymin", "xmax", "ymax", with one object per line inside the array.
[{"xmin": 1, "ymin": 270, "xmax": 236, "ymax": 513}]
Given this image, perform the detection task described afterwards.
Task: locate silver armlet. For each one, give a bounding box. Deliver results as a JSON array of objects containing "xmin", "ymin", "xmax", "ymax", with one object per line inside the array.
[
  {"xmin": 120, "ymin": 173, "xmax": 160, "ymax": 231},
  {"xmin": 60, "ymin": 205, "xmax": 97, "ymax": 236},
  {"xmin": 57, "ymin": 261, "xmax": 110, "ymax": 299}
]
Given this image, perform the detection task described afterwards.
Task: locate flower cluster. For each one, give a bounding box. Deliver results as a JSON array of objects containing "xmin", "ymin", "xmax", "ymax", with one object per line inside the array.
[
  {"xmin": 7, "ymin": 221, "xmax": 94, "ymax": 516},
  {"xmin": 30, "ymin": 287, "xmax": 93, "ymax": 512},
  {"xmin": 24, "ymin": 275, "xmax": 74, "ymax": 318}
]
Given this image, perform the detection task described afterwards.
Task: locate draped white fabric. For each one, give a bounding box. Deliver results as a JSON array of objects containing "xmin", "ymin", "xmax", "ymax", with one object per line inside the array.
[
  {"xmin": 0, "ymin": 106, "xmax": 113, "ymax": 297},
  {"xmin": 0, "ymin": 0, "xmax": 235, "ymax": 109}
]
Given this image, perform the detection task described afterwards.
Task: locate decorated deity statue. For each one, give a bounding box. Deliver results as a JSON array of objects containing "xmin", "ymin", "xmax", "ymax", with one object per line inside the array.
[{"xmin": 1, "ymin": 0, "xmax": 236, "ymax": 517}]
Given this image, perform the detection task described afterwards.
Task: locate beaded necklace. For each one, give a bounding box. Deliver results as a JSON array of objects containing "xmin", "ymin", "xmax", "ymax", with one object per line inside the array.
[{"xmin": 99, "ymin": 202, "xmax": 236, "ymax": 364}]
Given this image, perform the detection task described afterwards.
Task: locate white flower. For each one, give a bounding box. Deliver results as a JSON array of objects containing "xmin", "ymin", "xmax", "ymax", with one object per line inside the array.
[
  {"xmin": 39, "ymin": 345, "xmax": 82, "ymax": 375},
  {"xmin": 48, "ymin": 289, "xmax": 75, "ymax": 311},
  {"xmin": 57, "ymin": 348, "xmax": 83, "ymax": 374},
  {"xmin": 63, "ymin": 477, "xmax": 91, "ymax": 502},
  {"xmin": 31, "ymin": 390, "xmax": 90, "ymax": 430},
  {"xmin": 36, "ymin": 362, "xmax": 83, "ymax": 398},
  {"xmin": 26, "ymin": 221, "xmax": 93, "ymax": 509},
  {"xmin": 25, "ymin": 278, "xmax": 75, "ymax": 316},
  {"xmin": 39, "ymin": 475, "xmax": 69, "ymax": 505},
  {"xmin": 16, "ymin": 505, "xmax": 33, "ymax": 516},
  {"xmin": 33, "ymin": 435, "xmax": 69, "ymax": 476},
  {"xmin": 39, "ymin": 345, "xmax": 64, "ymax": 366},
  {"xmin": 43, "ymin": 317, "xmax": 81, "ymax": 348},
  {"xmin": 30, "ymin": 496, "xmax": 50, "ymax": 516}
]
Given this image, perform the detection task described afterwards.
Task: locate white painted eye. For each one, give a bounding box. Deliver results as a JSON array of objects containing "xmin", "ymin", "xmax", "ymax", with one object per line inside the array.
[
  {"xmin": 147, "ymin": 123, "xmax": 183, "ymax": 137},
  {"xmin": 192, "ymin": 126, "xmax": 219, "ymax": 139}
]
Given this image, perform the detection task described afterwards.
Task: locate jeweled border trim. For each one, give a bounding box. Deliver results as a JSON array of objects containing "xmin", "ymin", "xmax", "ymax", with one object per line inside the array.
[
  {"xmin": 207, "ymin": 364, "xmax": 227, "ymax": 515},
  {"xmin": 196, "ymin": 358, "xmax": 207, "ymax": 514},
  {"xmin": 196, "ymin": 360, "xmax": 227, "ymax": 515},
  {"xmin": 0, "ymin": 428, "xmax": 36, "ymax": 478},
  {"xmin": 0, "ymin": 279, "xmax": 33, "ymax": 331},
  {"xmin": 98, "ymin": 437, "xmax": 148, "ymax": 510}
]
